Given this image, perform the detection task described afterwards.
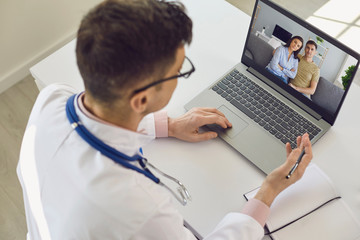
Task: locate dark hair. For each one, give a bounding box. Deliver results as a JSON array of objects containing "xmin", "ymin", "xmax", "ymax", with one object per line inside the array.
[
  {"xmin": 306, "ymin": 40, "xmax": 318, "ymax": 50},
  {"xmin": 284, "ymin": 36, "xmax": 303, "ymax": 61},
  {"xmin": 76, "ymin": 0, "xmax": 192, "ymax": 105}
]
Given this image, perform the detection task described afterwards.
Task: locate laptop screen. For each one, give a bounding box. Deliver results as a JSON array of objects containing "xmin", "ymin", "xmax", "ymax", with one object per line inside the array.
[{"xmin": 241, "ymin": 0, "xmax": 360, "ymax": 125}]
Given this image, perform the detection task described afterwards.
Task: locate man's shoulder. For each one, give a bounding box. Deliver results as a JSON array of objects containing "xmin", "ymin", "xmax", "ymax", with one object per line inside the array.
[
  {"xmin": 39, "ymin": 83, "xmax": 77, "ymax": 99},
  {"xmin": 310, "ymin": 61, "xmax": 320, "ymax": 71},
  {"xmin": 299, "ymin": 57, "xmax": 319, "ymax": 70},
  {"xmin": 33, "ymin": 83, "xmax": 78, "ymax": 113},
  {"xmin": 25, "ymin": 83, "xmax": 78, "ymax": 141}
]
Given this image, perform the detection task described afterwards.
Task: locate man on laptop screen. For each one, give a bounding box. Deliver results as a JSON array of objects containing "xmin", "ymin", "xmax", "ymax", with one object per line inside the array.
[{"xmin": 185, "ymin": 0, "xmax": 360, "ymax": 174}]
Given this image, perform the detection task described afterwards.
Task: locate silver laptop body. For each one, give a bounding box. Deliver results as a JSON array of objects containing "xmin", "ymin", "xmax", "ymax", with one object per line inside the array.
[{"xmin": 185, "ymin": 0, "xmax": 360, "ymax": 174}]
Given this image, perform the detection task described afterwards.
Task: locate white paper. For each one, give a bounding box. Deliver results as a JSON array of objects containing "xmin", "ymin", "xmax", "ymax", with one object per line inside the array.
[{"xmin": 244, "ymin": 164, "xmax": 360, "ymax": 240}]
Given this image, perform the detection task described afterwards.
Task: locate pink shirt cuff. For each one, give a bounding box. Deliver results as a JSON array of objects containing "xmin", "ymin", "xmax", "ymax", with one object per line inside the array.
[
  {"xmin": 241, "ymin": 198, "xmax": 270, "ymax": 227},
  {"xmin": 154, "ymin": 110, "xmax": 168, "ymax": 138}
]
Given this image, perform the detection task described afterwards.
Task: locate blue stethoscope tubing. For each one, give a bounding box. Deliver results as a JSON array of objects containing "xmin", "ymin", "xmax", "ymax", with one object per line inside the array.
[{"xmin": 65, "ymin": 94, "xmax": 160, "ymax": 184}]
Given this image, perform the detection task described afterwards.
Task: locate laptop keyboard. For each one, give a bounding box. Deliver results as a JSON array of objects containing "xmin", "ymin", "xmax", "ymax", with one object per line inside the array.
[{"xmin": 211, "ymin": 69, "xmax": 321, "ymax": 149}]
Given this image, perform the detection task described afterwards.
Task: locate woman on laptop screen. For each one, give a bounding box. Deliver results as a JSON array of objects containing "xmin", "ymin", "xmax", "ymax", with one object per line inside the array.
[{"xmin": 266, "ymin": 36, "xmax": 303, "ymax": 84}]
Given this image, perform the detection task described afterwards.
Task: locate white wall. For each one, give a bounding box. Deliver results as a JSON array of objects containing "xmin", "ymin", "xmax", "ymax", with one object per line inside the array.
[{"xmin": 0, "ymin": 0, "xmax": 103, "ymax": 94}]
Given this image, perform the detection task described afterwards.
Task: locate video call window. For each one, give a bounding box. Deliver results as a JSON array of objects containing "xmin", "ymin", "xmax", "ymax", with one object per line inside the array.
[{"xmin": 243, "ymin": 0, "xmax": 359, "ymax": 118}]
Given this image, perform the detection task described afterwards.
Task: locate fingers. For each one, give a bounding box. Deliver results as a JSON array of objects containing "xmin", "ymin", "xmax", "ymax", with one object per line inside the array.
[
  {"xmin": 200, "ymin": 115, "xmax": 231, "ymax": 129},
  {"xmin": 295, "ymin": 134, "xmax": 312, "ymax": 176},
  {"xmin": 296, "ymin": 135, "xmax": 302, "ymax": 148},
  {"xmin": 286, "ymin": 133, "xmax": 312, "ymax": 179},
  {"xmin": 190, "ymin": 107, "xmax": 224, "ymax": 117},
  {"xmin": 284, "ymin": 134, "xmax": 302, "ymax": 158},
  {"xmin": 301, "ymin": 133, "xmax": 312, "ymax": 165},
  {"xmin": 189, "ymin": 131, "xmax": 218, "ymax": 142},
  {"xmin": 170, "ymin": 107, "xmax": 233, "ymax": 142},
  {"xmin": 191, "ymin": 107, "xmax": 232, "ymax": 128},
  {"xmin": 196, "ymin": 107, "xmax": 225, "ymax": 117},
  {"xmin": 285, "ymin": 142, "xmax": 292, "ymax": 157}
]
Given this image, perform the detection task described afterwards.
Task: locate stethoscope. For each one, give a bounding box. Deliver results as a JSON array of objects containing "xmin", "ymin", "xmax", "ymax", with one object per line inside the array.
[{"xmin": 65, "ymin": 94, "xmax": 191, "ymax": 205}]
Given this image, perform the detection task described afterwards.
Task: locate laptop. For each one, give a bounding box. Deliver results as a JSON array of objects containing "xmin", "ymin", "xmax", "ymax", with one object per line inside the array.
[{"xmin": 185, "ymin": 0, "xmax": 360, "ymax": 174}]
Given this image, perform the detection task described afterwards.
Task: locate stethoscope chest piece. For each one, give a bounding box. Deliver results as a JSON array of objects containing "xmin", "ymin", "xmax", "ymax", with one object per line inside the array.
[{"xmin": 66, "ymin": 94, "xmax": 191, "ymax": 205}]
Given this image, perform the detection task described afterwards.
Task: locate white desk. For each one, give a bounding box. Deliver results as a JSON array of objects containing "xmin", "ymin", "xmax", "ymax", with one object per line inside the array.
[{"xmin": 30, "ymin": 0, "xmax": 360, "ymax": 237}]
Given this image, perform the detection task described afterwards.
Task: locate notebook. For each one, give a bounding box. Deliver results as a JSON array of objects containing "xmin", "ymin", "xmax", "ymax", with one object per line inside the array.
[
  {"xmin": 243, "ymin": 164, "xmax": 360, "ymax": 240},
  {"xmin": 185, "ymin": 0, "xmax": 360, "ymax": 174}
]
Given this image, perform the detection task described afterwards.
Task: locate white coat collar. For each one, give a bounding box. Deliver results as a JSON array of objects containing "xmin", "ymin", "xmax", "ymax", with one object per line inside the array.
[{"xmin": 74, "ymin": 93, "xmax": 155, "ymax": 157}]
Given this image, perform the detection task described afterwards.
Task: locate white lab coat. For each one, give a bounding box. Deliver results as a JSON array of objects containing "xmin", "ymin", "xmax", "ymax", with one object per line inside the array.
[{"xmin": 17, "ymin": 84, "xmax": 264, "ymax": 240}]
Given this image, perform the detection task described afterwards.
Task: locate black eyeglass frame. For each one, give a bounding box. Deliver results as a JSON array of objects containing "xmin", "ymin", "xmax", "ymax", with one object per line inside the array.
[{"xmin": 133, "ymin": 56, "xmax": 195, "ymax": 94}]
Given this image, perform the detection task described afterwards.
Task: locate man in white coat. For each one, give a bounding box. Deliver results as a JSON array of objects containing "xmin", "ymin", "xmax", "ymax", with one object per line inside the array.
[{"xmin": 17, "ymin": 0, "xmax": 312, "ymax": 239}]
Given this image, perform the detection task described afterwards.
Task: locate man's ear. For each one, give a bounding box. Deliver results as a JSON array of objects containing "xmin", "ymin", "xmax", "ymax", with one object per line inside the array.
[{"xmin": 129, "ymin": 91, "xmax": 149, "ymax": 114}]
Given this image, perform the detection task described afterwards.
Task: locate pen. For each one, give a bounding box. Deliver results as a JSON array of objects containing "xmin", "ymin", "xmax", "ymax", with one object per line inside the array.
[{"xmin": 286, "ymin": 149, "xmax": 306, "ymax": 179}]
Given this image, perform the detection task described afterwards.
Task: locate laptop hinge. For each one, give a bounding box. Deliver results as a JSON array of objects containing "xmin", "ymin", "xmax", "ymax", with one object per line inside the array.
[{"xmin": 247, "ymin": 67, "xmax": 322, "ymax": 121}]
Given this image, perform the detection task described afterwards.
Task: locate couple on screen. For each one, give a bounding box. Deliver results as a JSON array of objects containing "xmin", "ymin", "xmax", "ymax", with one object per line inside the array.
[{"xmin": 266, "ymin": 36, "xmax": 320, "ymax": 98}]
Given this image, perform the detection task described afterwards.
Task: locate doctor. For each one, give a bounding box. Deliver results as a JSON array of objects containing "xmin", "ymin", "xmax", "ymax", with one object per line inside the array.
[{"xmin": 17, "ymin": 0, "xmax": 312, "ymax": 239}]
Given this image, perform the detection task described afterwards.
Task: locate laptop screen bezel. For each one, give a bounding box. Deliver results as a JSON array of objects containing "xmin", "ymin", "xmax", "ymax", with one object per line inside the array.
[{"xmin": 241, "ymin": 0, "xmax": 360, "ymax": 125}]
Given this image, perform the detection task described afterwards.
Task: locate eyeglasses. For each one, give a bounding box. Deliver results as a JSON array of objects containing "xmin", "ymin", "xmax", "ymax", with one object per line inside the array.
[{"xmin": 133, "ymin": 56, "xmax": 195, "ymax": 94}]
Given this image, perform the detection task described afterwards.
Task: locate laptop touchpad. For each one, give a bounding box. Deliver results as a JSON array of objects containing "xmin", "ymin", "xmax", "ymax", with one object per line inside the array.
[{"xmin": 207, "ymin": 105, "xmax": 248, "ymax": 138}]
